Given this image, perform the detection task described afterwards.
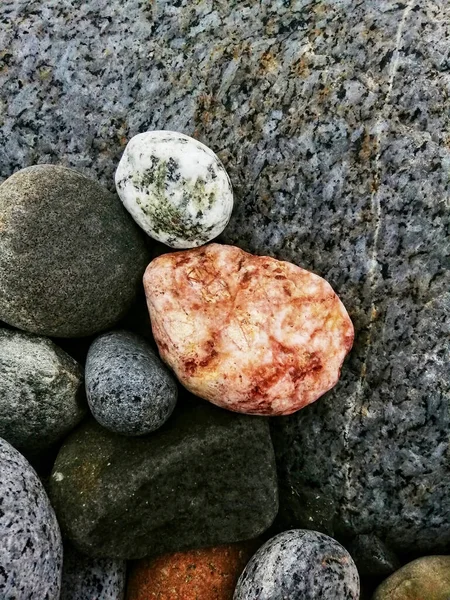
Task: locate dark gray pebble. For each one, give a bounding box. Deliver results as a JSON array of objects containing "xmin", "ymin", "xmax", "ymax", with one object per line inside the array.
[
  {"xmin": 85, "ymin": 330, "xmax": 177, "ymax": 435},
  {"xmin": 61, "ymin": 544, "xmax": 125, "ymax": 600},
  {"xmin": 49, "ymin": 399, "xmax": 278, "ymax": 559},
  {"xmin": 348, "ymin": 534, "xmax": 400, "ymax": 578},
  {"xmin": 234, "ymin": 529, "xmax": 359, "ymax": 600}
]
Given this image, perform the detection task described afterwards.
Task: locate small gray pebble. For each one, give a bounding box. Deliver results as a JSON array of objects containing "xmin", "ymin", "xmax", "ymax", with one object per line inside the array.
[
  {"xmin": 0, "ymin": 437, "xmax": 63, "ymax": 599},
  {"xmin": 61, "ymin": 545, "xmax": 125, "ymax": 600},
  {"xmin": 0, "ymin": 328, "xmax": 85, "ymax": 452},
  {"xmin": 85, "ymin": 330, "xmax": 177, "ymax": 435},
  {"xmin": 234, "ymin": 529, "xmax": 360, "ymax": 600}
]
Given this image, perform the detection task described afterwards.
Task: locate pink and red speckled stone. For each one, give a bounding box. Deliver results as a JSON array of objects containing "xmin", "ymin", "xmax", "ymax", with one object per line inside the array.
[{"xmin": 144, "ymin": 243, "xmax": 354, "ymax": 416}]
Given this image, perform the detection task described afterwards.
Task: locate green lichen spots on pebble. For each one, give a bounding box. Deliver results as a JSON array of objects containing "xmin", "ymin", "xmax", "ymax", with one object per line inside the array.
[
  {"xmin": 138, "ymin": 160, "xmax": 214, "ymax": 243},
  {"xmin": 184, "ymin": 177, "xmax": 218, "ymax": 211}
]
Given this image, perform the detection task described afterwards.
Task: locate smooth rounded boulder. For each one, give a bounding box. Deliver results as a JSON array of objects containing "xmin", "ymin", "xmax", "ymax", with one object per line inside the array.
[
  {"xmin": 85, "ymin": 330, "xmax": 177, "ymax": 435},
  {"xmin": 49, "ymin": 399, "xmax": 278, "ymax": 559},
  {"xmin": 373, "ymin": 556, "xmax": 450, "ymax": 600},
  {"xmin": 144, "ymin": 243, "xmax": 354, "ymax": 416},
  {"xmin": 0, "ymin": 437, "xmax": 63, "ymax": 599},
  {"xmin": 0, "ymin": 165, "xmax": 150, "ymax": 337},
  {"xmin": 0, "ymin": 328, "xmax": 85, "ymax": 452},
  {"xmin": 234, "ymin": 529, "xmax": 359, "ymax": 600}
]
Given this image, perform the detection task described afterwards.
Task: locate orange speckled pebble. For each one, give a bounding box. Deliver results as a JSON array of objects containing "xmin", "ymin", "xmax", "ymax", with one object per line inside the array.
[
  {"xmin": 144, "ymin": 243, "xmax": 354, "ymax": 416},
  {"xmin": 126, "ymin": 543, "xmax": 255, "ymax": 600}
]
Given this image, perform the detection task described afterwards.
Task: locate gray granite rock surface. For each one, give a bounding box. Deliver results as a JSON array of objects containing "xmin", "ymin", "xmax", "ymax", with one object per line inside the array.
[
  {"xmin": 85, "ymin": 330, "xmax": 177, "ymax": 435},
  {"xmin": 0, "ymin": 437, "xmax": 63, "ymax": 599},
  {"xmin": 0, "ymin": 0, "xmax": 449, "ymax": 554},
  {"xmin": 0, "ymin": 328, "xmax": 85, "ymax": 452},
  {"xmin": 49, "ymin": 399, "xmax": 278, "ymax": 559},
  {"xmin": 234, "ymin": 529, "xmax": 359, "ymax": 600},
  {"xmin": 0, "ymin": 165, "xmax": 149, "ymax": 337},
  {"xmin": 61, "ymin": 545, "xmax": 125, "ymax": 600}
]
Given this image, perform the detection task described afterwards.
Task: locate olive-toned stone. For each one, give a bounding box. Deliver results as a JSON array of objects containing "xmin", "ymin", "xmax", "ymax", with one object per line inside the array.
[
  {"xmin": 0, "ymin": 328, "xmax": 85, "ymax": 452},
  {"xmin": 348, "ymin": 534, "xmax": 399, "ymax": 578},
  {"xmin": 373, "ymin": 556, "xmax": 450, "ymax": 600},
  {"xmin": 49, "ymin": 399, "xmax": 278, "ymax": 559}
]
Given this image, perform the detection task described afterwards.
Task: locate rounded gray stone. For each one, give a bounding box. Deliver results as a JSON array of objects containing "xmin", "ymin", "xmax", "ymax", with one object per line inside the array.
[
  {"xmin": 0, "ymin": 328, "xmax": 85, "ymax": 452},
  {"xmin": 85, "ymin": 330, "xmax": 177, "ymax": 435},
  {"xmin": 61, "ymin": 545, "xmax": 125, "ymax": 600},
  {"xmin": 0, "ymin": 437, "xmax": 63, "ymax": 600},
  {"xmin": 234, "ymin": 530, "xmax": 360, "ymax": 600},
  {"xmin": 0, "ymin": 165, "xmax": 150, "ymax": 337}
]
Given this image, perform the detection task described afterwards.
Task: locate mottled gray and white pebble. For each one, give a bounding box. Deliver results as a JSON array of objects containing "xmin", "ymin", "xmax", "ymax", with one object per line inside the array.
[
  {"xmin": 0, "ymin": 437, "xmax": 62, "ymax": 599},
  {"xmin": 234, "ymin": 529, "xmax": 359, "ymax": 600},
  {"xmin": 61, "ymin": 545, "xmax": 125, "ymax": 600},
  {"xmin": 0, "ymin": 328, "xmax": 85, "ymax": 452},
  {"xmin": 115, "ymin": 131, "xmax": 233, "ymax": 248},
  {"xmin": 85, "ymin": 330, "xmax": 177, "ymax": 435},
  {"xmin": 0, "ymin": 165, "xmax": 149, "ymax": 337}
]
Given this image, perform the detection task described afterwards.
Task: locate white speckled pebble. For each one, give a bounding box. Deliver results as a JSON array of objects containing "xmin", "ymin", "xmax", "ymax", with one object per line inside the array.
[
  {"xmin": 0, "ymin": 437, "xmax": 63, "ymax": 599},
  {"xmin": 115, "ymin": 131, "xmax": 233, "ymax": 248},
  {"xmin": 234, "ymin": 529, "xmax": 360, "ymax": 600}
]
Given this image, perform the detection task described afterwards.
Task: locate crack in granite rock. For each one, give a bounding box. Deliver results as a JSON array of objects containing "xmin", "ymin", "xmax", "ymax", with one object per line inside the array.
[{"xmin": 342, "ymin": 0, "xmax": 418, "ymax": 507}]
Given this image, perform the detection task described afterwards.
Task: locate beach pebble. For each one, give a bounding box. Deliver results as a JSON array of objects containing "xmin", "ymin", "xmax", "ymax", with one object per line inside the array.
[
  {"xmin": 144, "ymin": 243, "xmax": 354, "ymax": 416},
  {"xmin": 0, "ymin": 437, "xmax": 62, "ymax": 599},
  {"xmin": 0, "ymin": 165, "xmax": 149, "ymax": 337},
  {"xmin": 373, "ymin": 556, "xmax": 450, "ymax": 600},
  {"xmin": 49, "ymin": 399, "xmax": 278, "ymax": 559},
  {"xmin": 115, "ymin": 131, "xmax": 233, "ymax": 248},
  {"xmin": 0, "ymin": 328, "xmax": 85, "ymax": 452},
  {"xmin": 85, "ymin": 330, "xmax": 177, "ymax": 435},
  {"xmin": 61, "ymin": 544, "xmax": 126, "ymax": 600},
  {"xmin": 234, "ymin": 529, "xmax": 359, "ymax": 600},
  {"xmin": 127, "ymin": 543, "xmax": 254, "ymax": 600}
]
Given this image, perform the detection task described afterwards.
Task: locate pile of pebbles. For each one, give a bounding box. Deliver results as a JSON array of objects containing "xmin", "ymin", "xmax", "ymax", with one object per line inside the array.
[{"xmin": 0, "ymin": 132, "xmax": 446, "ymax": 600}]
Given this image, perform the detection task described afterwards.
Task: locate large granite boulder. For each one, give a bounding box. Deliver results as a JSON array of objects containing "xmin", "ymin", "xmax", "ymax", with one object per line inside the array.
[{"xmin": 1, "ymin": 0, "xmax": 449, "ymax": 554}]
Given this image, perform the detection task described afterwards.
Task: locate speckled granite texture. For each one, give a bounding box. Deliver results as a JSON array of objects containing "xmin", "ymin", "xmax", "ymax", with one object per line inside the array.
[
  {"xmin": 0, "ymin": 438, "xmax": 62, "ymax": 599},
  {"xmin": 85, "ymin": 330, "xmax": 177, "ymax": 435},
  {"xmin": 61, "ymin": 545, "xmax": 125, "ymax": 600},
  {"xmin": 234, "ymin": 529, "xmax": 359, "ymax": 600},
  {"xmin": 1, "ymin": 0, "xmax": 449, "ymax": 553}
]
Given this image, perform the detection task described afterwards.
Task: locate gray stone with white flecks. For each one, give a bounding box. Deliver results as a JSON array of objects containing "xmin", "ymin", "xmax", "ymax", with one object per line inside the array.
[
  {"xmin": 234, "ymin": 529, "xmax": 359, "ymax": 600},
  {"xmin": 0, "ymin": 437, "xmax": 63, "ymax": 599}
]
